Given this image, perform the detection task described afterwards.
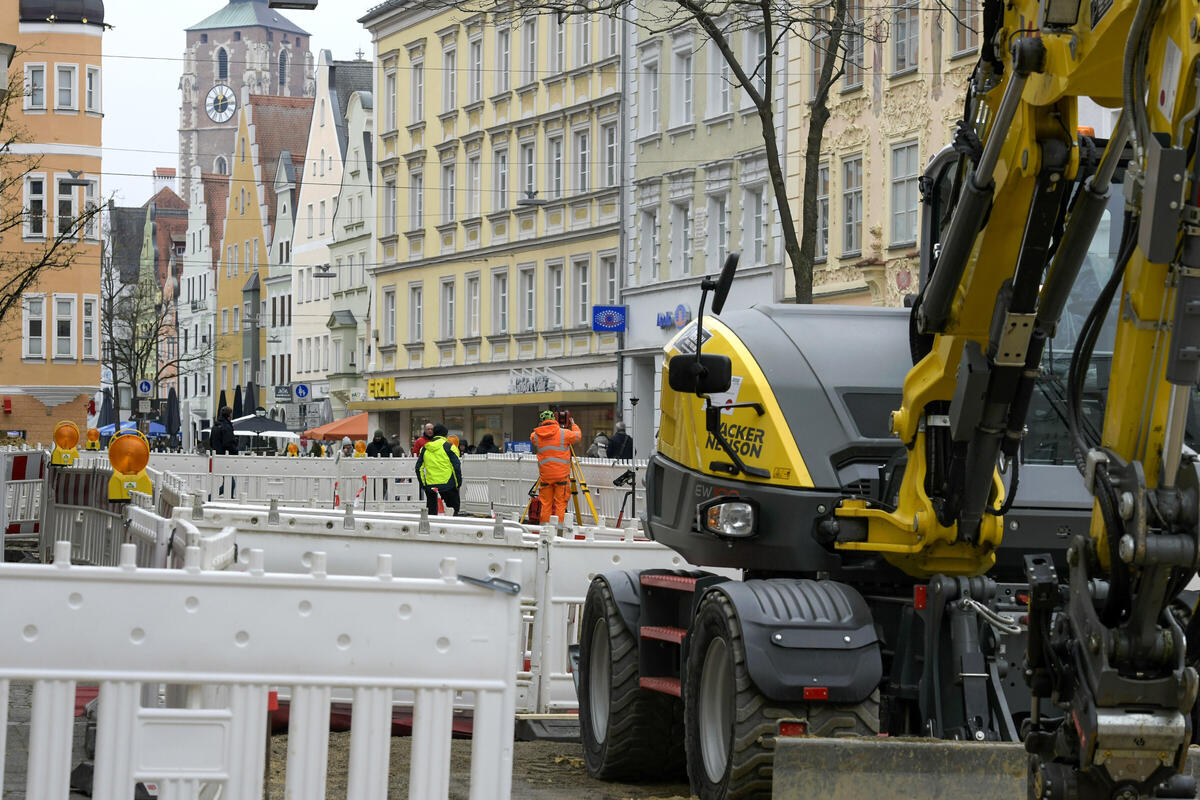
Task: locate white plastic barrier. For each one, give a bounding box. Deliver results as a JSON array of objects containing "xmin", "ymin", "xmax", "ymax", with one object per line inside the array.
[
  {"xmin": 1, "ymin": 450, "xmax": 46, "ymax": 543},
  {"xmin": 0, "ymin": 541, "xmax": 520, "ymax": 800},
  {"xmin": 39, "ymin": 465, "xmax": 127, "ymax": 566},
  {"xmin": 125, "ymin": 504, "xmax": 175, "ymax": 568}
]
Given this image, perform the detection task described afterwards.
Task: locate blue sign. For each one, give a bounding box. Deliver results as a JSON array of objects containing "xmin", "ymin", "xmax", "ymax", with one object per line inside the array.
[
  {"xmin": 136, "ymin": 379, "xmax": 152, "ymax": 396},
  {"xmin": 294, "ymin": 383, "xmax": 310, "ymax": 400},
  {"xmin": 506, "ymin": 441, "xmax": 533, "ymax": 454},
  {"xmin": 592, "ymin": 305, "xmax": 627, "ymax": 333},
  {"xmin": 657, "ymin": 304, "xmax": 693, "ymax": 329}
]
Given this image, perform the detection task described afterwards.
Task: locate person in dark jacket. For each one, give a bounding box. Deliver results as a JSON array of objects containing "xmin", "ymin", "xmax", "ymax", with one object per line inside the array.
[
  {"xmin": 211, "ymin": 406, "xmax": 237, "ymax": 497},
  {"xmin": 476, "ymin": 433, "xmax": 500, "ymax": 454},
  {"xmin": 365, "ymin": 430, "xmax": 392, "ymax": 458},
  {"xmin": 606, "ymin": 421, "xmax": 633, "ymax": 459},
  {"xmin": 415, "ymin": 423, "xmax": 462, "ymax": 515}
]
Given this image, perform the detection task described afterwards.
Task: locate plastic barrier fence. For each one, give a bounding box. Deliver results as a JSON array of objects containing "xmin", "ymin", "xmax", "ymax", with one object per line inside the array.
[
  {"xmin": 39, "ymin": 465, "xmax": 127, "ymax": 566},
  {"xmin": 0, "ymin": 541, "xmax": 521, "ymax": 800},
  {"xmin": 1, "ymin": 450, "xmax": 45, "ymax": 542}
]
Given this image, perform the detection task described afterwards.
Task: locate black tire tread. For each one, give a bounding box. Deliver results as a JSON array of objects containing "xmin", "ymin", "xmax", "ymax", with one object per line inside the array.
[
  {"xmin": 688, "ymin": 590, "xmax": 880, "ymax": 800},
  {"xmin": 580, "ymin": 577, "xmax": 687, "ymax": 782}
]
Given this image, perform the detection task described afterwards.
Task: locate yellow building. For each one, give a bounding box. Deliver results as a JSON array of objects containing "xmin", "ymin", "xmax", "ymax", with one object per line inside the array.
[
  {"xmin": 0, "ymin": 2, "xmax": 105, "ymax": 443},
  {"xmin": 215, "ymin": 93, "xmax": 313, "ymax": 409},
  {"xmin": 787, "ymin": 1, "xmax": 980, "ymax": 306},
  {"xmin": 359, "ymin": 3, "xmax": 623, "ymax": 449}
]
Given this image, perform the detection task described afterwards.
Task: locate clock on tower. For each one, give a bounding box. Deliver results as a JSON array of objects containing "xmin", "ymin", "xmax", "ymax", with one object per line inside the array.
[{"xmin": 205, "ymin": 84, "xmax": 237, "ymax": 123}]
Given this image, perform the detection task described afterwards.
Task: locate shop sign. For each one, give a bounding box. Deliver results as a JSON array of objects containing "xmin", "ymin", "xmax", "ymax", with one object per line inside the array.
[
  {"xmin": 368, "ymin": 377, "xmax": 400, "ymax": 399},
  {"xmin": 274, "ymin": 385, "xmax": 292, "ymax": 401},
  {"xmin": 509, "ymin": 367, "xmax": 560, "ymax": 394},
  {"xmin": 657, "ymin": 304, "xmax": 693, "ymax": 329}
]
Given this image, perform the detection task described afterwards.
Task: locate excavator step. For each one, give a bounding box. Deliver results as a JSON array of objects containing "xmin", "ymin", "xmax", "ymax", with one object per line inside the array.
[
  {"xmin": 639, "ymin": 573, "xmax": 697, "ymax": 591},
  {"xmin": 640, "ymin": 625, "xmax": 687, "ymax": 644},
  {"xmin": 638, "ymin": 677, "xmax": 681, "ymax": 697}
]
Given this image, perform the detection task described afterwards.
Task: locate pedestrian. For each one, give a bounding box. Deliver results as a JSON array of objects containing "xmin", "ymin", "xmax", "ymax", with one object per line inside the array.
[
  {"xmin": 415, "ymin": 423, "xmax": 462, "ymax": 515},
  {"xmin": 606, "ymin": 421, "xmax": 633, "ymax": 460},
  {"xmin": 476, "ymin": 433, "xmax": 500, "ymax": 454},
  {"xmin": 390, "ymin": 434, "xmax": 407, "ymax": 457},
  {"xmin": 532, "ymin": 409, "xmax": 580, "ymax": 524},
  {"xmin": 585, "ymin": 431, "xmax": 609, "ymax": 458},
  {"xmin": 413, "ymin": 421, "xmax": 434, "ymax": 455},
  {"xmin": 341, "ymin": 436, "xmax": 353, "ymax": 457},
  {"xmin": 211, "ymin": 406, "xmax": 238, "ymax": 497},
  {"xmin": 366, "ymin": 429, "xmax": 392, "ymax": 458}
]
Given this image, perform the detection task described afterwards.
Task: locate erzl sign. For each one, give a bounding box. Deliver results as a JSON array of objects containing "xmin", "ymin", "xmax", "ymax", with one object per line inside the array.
[{"xmin": 368, "ymin": 377, "xmax": 400, "ymax": 399}]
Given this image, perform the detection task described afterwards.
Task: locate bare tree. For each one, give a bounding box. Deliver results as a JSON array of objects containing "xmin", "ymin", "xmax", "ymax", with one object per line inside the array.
[
  {"xmin": 0, "ymin": 63, "xmax": 105, "ymax": 325},
  {"xmin": 100, "ymin": 244, "xmax": 214, "ymax": 424},
  {"xmin": 474, "ymin": 0, "xmax": 877, "ymax": 303}
]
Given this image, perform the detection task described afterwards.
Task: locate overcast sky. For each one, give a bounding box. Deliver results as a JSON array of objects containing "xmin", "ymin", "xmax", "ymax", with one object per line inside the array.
[{"xmin": 101, "ymin": 0, "xmax": 376, "ymax": 206}]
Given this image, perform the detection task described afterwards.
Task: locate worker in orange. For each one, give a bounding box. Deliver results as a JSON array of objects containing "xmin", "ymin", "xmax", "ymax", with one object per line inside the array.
[{"xmin": 531, "ymin": 409, "xmax": 580, "ymax": 524}]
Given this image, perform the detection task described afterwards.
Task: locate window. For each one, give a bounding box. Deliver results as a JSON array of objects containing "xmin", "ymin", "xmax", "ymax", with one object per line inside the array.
[
  {"xmin": 843, "ymin": 155, "xmax": 863, "ymax": 254},
  {"xmin": 576, "ymin": 17, "xmax": 591, "ymax": 67},
  {"xmin": 82, "ymin": 295, "xmax": 97, "ymax": 359},
  {"xmin": 493, "ymin": 270, "xmax": 509, "ymax": 333},
  {"xmin": 575, "ymin": 130, "xmax": 590, "ymax": 192},
  {"xmin": 25, "ymin": 177, "xmax": 45, "ymax": 237},
  {"xmin": 306, "ymin": 204, "xmax": 314, "ymax": 237},
  {"xmin": 672, "ymin": 50, "xmax": 693, "ymax": 125},
  {"xmin": 25, "ymin": 65, "xmax": 45, "ymax": 109},
  {"xmin": 709, "ymin": 194, "xmax": 730, "ymax": 269},
  {"xmin": 602, "ymin": 15, "xmax": 618, "ymax": 58},
  {"xmin": 709, "ymin": 43, "xmax": 731, "ymax": 114},
  {"xmin": 548, "ymin": 263, "xmax": 564, "ymax": 329},
  {"xmin": 468, "ymin": 38, "xmax": 483, "ymax": 103},
  {"xmin": 383, "ymin": 288, "xmax": 396, "ymax": 345},
  {"xmin": 319, "ymin": 200, "xmax": 326, "ymax": 235},
  {"xmin": 641, "ymin": 209, "xmax": 660, "ymax": 279},
  {"xmin": 574, "ymin": 259, "xmax": 590, "ymax": 326},
  {"xmin": 496, "ymin": 27, "xmax": 511, "ymax": 92},
  {"xmin": 845, "ymin": 0, "xmax": 864, "ymax": 89},
  {"xmin": 744, "ymin": 188, "xmax": 766, "ymax": 264},
  {"xmin": 84, "ymin": 180, "xmax": 98, "ymax": 239},
  {"xmin": 440, "ymin": 279, "xmax": 456, "ymax": 339},
  {"xmin": 85, "ymin": 67, "xmax": 100, "ymax": 112},
  {"xmin": 409, "ymin": 63, "xmax": 422, "ymax": 122},
  {"xmin": 548, "ymin": 136, "xmax": 563, "ymax": 198},
  {"xmin": 894, "ymin": 0, "xmax": 919, "ymax": 72},
  {"xmin": 410, "ymin": 172, "xmax": 424, "ymax": 229},
  {"xmin": 56, "ymin": 65, "xmax": 76, "ymax": 109},
  {"xmin": 494, "ymin": 149, "xmax": 509, "ymax": 210},
  {"xmin": 221, "ymin": 308, "xmax": 229, "ymax": 334},
  {"xmin": 23, "ymin": 295, "xmax": 44, "ymax": 359},
  {"xmin": 816, "ymin": 163, "xmax": 830, "ymax": 260},
  {"xmin": 520, "ymin": 266, "xmax": 536, "ymax": 331},
  {"xmin": 442, "ymin": 163, "xmax": 456, "ymax": 222},
  {"xmin": 672, "ymin": 202, "xmax": 692, "ymax": 275},
  {"xmin": 521, "ymin": 142, "xmax": 536, "ymax": 196},
  {"xmin": 279, "ymin": 50, "xmax": 289, "ymax": 89},
  {"xmin": 57, "ymin": 179, "xmax": 77, "ymax": 236},
  {"xmin": 552, "ymin": 18, "xmax": 566, "ymax": 73},
  {"xmin": 955, "ymin": 0, "xmax": 981, "ymax": 53},
  {"xmin": 217, "ymin": 48, "xmax": 229, "ymax": 80},
  {"xmin": 409, "ymin": 284, "xmax": 424, "ymax": 341},
  {"xmin": 523, "ymin": 19, "xmax": 538, "ymax": 84},
  {"xmin": 892, "ymin": 141, "xmax": 920, "ymax": 244},
  {"xmin": 442, "ymin": 46, "xmax": 457, "ymax": 111},
  {"xmin": 641, "ymin": 61, "xmax": 660, "ymax": 134},
  {"xmin": 603, "ymin": 124, "xmax": 618, "ymax": 187},
  {"xmin": 382, "ymin": 69, "xmax": 396, "ymax": 129},
  {"xmin": 467, "ymin": 155, "xmax": 481, "ymax": 216},
  {"xmin": 601, "ymin": 255, "xmax": 618, "ymax": 304},
  {"xmin": 53, "ymin": 295, "xmax": 76, "ymax": 359},
  {"xmin": 384, "ymin": 180, "xmax": 397, "ymax": 236},
  {"xmin": 233, "ymin": 306, "xmax": 240, "ymax": 332},
  {"xmin": 466, "ymin": 275, "xmax": 480, "ymax": 336},
  {"xmin": 749, "ymin": 29, "xmax": 767, "ymax": 98},
  {"xmin": 810, "ymin": 14, "xmax": 830, "ymax": 101}
]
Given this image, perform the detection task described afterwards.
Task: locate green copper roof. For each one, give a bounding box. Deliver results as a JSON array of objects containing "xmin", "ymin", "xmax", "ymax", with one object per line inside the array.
[{"xmin": 187, "ymin": 0, "xmax": 309, "ymax": 36}]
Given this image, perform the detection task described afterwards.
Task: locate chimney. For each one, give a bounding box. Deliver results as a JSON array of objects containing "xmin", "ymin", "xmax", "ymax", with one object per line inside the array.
[{"xmin": 152, "ymin": 167, "xmax": 177, "ymax": 195}]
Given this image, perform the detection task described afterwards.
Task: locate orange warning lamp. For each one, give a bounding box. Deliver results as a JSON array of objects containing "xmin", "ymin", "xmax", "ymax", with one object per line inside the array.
[
  {"xmin": 286, "ymin": 442, "xmax": 299, "ymax": 456},
  {"xmin": 84, "ymin": 427, "xmax": 101, "ymax": 450},
  {"xmin": 107, "ymin": 430, "xmax": 153, "ymax": 501},
  {"xmin": 50, "ymin": 421, "xmax": 81, "ymax": 466},
  {"xmin": 353, "ymin": 439, "xmax": 367, "ymax": 457}
]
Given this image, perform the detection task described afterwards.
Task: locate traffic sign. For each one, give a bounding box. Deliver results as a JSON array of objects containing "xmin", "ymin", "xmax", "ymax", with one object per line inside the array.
[
  {"xmin": 294, "ymin": 383, "xmax": 310, "ymax": 400},
  {"xmin": 136, "ymin": 379, "xmax": 152, "ymax": 397},
  {"xmin": 137, "ymin": 398, "xmax": 151, "ymax": 414}
]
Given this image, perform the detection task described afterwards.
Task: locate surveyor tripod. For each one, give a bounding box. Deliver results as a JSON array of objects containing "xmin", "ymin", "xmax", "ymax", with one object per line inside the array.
[{"xmin": 523, "ymin": 446, "xmax": 600, "ymax": 525}]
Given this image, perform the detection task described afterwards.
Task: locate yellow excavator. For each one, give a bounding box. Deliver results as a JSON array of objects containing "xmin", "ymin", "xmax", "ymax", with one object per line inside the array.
[{"xmin": 572, "ymin": 0, "xmax": 1200, "ymax": 797}]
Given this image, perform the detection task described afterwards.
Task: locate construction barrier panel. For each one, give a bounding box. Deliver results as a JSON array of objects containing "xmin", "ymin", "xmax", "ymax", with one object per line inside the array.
[
  {"xmin": 0, "ymin": 540, "xmax": 521, "ymax": 800},
  {"xmin": 0, "ymin": 450, "xmax": 45, "ymax": 543},
  {"xmin": 39, "ymin": 465, "xmax": 127, "ymax": 566}
]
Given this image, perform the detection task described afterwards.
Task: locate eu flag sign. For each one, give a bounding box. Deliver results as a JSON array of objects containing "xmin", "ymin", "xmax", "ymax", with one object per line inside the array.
[{"xmin": 592, "ymin": 305, "xmax": 627, "ymax": 333}]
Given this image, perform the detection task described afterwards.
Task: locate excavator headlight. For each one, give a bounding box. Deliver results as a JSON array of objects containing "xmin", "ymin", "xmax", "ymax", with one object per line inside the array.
[{"xmin": 698, "ymin": 497, "xmax": 758, "ymax": 539}]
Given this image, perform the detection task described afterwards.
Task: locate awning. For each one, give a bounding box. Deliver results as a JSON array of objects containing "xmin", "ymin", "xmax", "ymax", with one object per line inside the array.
[
  {"xmin": 302, "ymin": 412, "xmax": 368, "ymax": 441},
  {"xmin": 350, "ymin": 390, "xmax": 616, "ymax": 412}
]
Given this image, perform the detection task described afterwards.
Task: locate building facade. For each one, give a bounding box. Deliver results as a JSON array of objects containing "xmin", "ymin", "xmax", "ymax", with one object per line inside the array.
[
  {"xmin": 0, "ymin": 2, "xmax": 105, "ymax": 444},
  {"xmin": 264, "ymin": 151, "xmax": 298, "ymax": 428},
  {"xmin": 358, "ymin": 1, "xmax": 623, "ymax": 449},
  {"xmin": 620, "ymin": 6, "xmax": 789, "ymax": 449},
  {"xmin": 179, "ymin": 0, "xmax": 313, "ymax": 200}
]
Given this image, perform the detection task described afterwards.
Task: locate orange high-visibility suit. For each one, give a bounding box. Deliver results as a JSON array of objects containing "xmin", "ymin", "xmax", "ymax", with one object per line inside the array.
[{"xmin": 532, "ymin": 418, "xmax": 581, "ymax": 523}]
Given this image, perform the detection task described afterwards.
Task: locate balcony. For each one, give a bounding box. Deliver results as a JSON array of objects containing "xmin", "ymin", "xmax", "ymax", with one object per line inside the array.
[{"xmin": 189, "ymin": 299, "xmax": 208, "ymax": 312}]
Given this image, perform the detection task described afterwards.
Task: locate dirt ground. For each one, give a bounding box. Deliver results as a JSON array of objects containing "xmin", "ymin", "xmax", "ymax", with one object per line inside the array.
[{"xmin": 267, "ymin": 735, "xmax": 694, "ymax": 800}]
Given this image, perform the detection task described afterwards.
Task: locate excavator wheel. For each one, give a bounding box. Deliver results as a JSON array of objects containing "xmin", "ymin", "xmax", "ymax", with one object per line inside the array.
[
  {"xmin": 684, "ymin": 590, "xmax": 880, "ymax": 800},
  {"xmin": 578, "ymin": 577, "xmax": 686, "ymax": 781}
]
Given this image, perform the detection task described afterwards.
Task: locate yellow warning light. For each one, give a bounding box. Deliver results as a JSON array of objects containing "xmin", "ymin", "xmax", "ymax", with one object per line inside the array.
[
  {"xmin": 53, "ymin": 421, "xmax": 79, "ymax": 449},
  {"xmin": 86, "ymin": 427, "xmax": 100, "ymax": 443},
  {"xmin": 108, "ymin": 431, "xmax": 150, "ymax": 475},
  {"xmin": 354, "ymin": 440, "xmax": 367, "ymax": 454}
]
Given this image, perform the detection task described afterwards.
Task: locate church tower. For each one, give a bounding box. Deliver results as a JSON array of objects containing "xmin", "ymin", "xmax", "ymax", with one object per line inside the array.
[{"xmin": 178, "ymin": 0, "xmax": 313, "ymax": 200}]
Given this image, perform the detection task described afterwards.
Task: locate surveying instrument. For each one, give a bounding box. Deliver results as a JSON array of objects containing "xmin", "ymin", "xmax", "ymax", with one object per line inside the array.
[{"xmin": 523, "ymin": 409, "xmax": 600, "ymax": 526}]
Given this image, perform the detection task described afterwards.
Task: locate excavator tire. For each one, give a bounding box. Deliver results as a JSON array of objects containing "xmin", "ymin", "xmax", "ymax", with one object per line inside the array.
[
  {"xmin": 578, "ymin": 577, "xmax": 686, "ymax": 781},
  {"xmin": 685, "ymin": 590, "xmax": 880, "ymax": 800}
]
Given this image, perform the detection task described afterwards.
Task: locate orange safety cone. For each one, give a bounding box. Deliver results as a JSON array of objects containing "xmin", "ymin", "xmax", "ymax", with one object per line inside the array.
[{"xmin": 430, "ymin": 486, "xmax": 445, "ymax": 515}]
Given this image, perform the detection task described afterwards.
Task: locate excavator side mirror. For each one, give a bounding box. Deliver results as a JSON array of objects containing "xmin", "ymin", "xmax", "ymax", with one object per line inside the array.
[
  {"xmin": 710, "ymin": 253, "xmax": 740, "ymax": 315},
  {"xmin": 668, "ymin": 353, "xmax": 732, "ymax": 395}
]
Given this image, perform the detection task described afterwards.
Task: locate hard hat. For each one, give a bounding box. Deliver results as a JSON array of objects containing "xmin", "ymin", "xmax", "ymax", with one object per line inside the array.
[{"xmin": 540, "ymin": 410, "xmax": 555, "ymax": 421}]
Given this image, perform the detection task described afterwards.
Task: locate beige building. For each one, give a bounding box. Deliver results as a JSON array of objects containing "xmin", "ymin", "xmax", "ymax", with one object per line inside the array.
[{"xmin": 787, "ymin": 1, "xmax": 980, "ymax": 306}]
